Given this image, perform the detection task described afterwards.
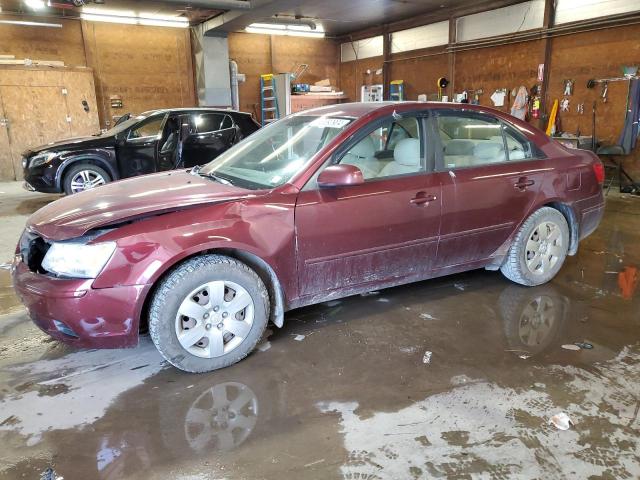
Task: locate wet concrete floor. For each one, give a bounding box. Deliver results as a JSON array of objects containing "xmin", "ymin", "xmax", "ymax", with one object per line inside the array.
[{"xmin": 0, "ymin": 181, "xmax": 639, "ymax": 479}]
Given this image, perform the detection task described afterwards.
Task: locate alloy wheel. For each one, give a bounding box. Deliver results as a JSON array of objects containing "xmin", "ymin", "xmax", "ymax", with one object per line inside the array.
[
  {"xmin": 69, "ymin": 170, "xmax": 106, "ymax": 193},
  {"xmin": 174, "ymin": 280, "xmax": 255, "ymax": 359}
]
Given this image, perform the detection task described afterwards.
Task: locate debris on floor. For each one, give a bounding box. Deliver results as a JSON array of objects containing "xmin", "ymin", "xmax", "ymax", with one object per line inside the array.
[
  {"xmin": 258, "ymin": 341, "xmax": 272, "ymax": 352},
  {"xmin": 453, "ymin": 283, "xmax": 466, "ymax": 291},
  {"xmin": 293, "ymin": 334, "xmax": 306, "ymax": 341},
  {"xmin": 419, "ymin": 313, "xmax": 437, "ymax": 320},
  {"xmin": 40, "ymin": 467, "xmax": 63, "ymax": 480},
  {"xmin": 561, "ymin": 344, "xmax": 581, "ymax": 351},
  {"xmin": 360, "ymin": 291, "xmax": 380, "ymax": 297},
  {"xmin": 422, "ymin": 351, "xmax": 433, "ymax": 364},
  {"xmin": 549, "ymin": 412, "xmax": 574, "ymax": 431},
  {"xmin": 377, "ymin": 297, "xmax": 390, "ymax": 303},
  {"xmin": 574, "ymin": 342, "xmax": 593, "ymax": 350}
]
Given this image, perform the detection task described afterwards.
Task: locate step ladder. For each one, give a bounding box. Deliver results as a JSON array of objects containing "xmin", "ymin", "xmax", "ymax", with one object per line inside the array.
[
  {"xmin": 260, "ymin": 74, "xmax": 280, "ymax": 126},
  {"xmin": 389, "ymin": 80, "xmax": 404, "ymax": 101}
]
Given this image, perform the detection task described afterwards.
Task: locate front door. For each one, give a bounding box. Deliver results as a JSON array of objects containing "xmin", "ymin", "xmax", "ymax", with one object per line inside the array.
[
  {"xmin": 432, "ymin": 110, "xmax": 547, "ymax": 269},
  {"xmin": 117, "ymin": 113, "xmax": 166, "ymax": 178},
  {"xmin": 182, "ymin": 113, "xmax": 237, "ymax": 168},
  {"xmin": 295, "ymin": 114, "xmax": 441, "ymax": 298}
]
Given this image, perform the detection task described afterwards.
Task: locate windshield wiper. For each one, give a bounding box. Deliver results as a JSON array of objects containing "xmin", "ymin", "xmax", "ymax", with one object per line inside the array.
[{"xmin": 192, "ymin": 166, "xmax": 234, "ymax": 186}]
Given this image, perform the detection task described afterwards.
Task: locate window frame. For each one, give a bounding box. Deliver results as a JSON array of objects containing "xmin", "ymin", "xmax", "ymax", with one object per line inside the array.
[
  {"xmin": 431, "ymin": 109, "xmax": 545, "ymax": 172},
  {"xmin": 331, "ymin": 112, "xmax": 432, "ymax": 182},
  {"xmin": 126, "ymin": 113, "xmax": 168, "ymax": 142}
]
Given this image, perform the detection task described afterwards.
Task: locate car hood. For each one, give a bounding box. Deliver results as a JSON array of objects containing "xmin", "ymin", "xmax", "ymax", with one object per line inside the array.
[
  {"xmin": 28, "ymin": 170, "xmax": 259, "ymax": 241},
  {"xmin": 24, "ymin": 134, "xmax": 115, "ymax": 156}
]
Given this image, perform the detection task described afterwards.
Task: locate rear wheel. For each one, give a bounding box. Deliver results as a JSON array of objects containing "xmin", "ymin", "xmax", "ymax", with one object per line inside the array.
[
  {"xmin": 501, "ymin": 207, "xmax": 569, "ymax": 286},
  {"xmin": 149, "ymin": 255, "xmax": 269, "ymax": 373},
  {"xmin": 63, "ymin": 163, "xmax": 110, "ymax": 195}
]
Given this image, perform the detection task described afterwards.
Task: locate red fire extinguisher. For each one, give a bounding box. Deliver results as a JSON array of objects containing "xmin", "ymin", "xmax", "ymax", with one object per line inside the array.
[{"xmin": 530, "ymin": 85, "xmax": 541, "ymax": 119}]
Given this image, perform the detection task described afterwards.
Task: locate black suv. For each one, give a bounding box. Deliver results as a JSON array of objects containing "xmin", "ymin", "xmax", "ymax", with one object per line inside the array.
[{"xmin": 22, "ymin": 108, "xmax": 261, "ymax": 195}]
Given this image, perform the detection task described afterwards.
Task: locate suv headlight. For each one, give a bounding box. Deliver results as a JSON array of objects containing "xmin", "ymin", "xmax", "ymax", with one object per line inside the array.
[
  {"xmin": 42, "ymin": 241, "xmax": 116, "ymax": 279},
  {"xmin": 29, "ymin": 151, "xmax": 61, "ymax": 168}
]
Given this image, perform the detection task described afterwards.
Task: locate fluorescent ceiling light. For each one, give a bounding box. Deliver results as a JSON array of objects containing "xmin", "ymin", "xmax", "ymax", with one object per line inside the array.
[
  {"xmin": 80, "ymin": 10, "xmax": 188, "ymax": 28},
  {"xmin": 81, "ymin": 13, "xmax": 137, "ymax": 24},
  {"xmin": 139, "ymin": 18, "xmax": 188, "ymax": 28},
  {"xmin": 246, "ymin": 22, "xmax": 325, "ymax": 38},
  {"xmin": 25, "ymin": 0, "xmax": 45, "ymax": 9},
  {"xmin": 0, "ymin": 19, "xmax": 61, "ymax": 27}
]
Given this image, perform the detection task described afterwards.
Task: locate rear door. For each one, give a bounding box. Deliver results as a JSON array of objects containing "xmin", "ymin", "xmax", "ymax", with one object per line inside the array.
[
  {"xmin": 295, "ymin": 114, "xmax": 442, "ymax": 298},
  {"xmin": 182, "ymin": 113, "xmax": 237, "ymax": 168},
  {"xmin": 432, "ymin": 110, "xmax": 548, "ymax": 269},
  {"xmin": 117, "ymin": 113, "xmax": 167, "ymax": 178}
]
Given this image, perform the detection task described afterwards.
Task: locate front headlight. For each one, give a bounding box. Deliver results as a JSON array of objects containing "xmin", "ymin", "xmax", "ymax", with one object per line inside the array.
[
  {"xmin": 42, "ymin": 241, "xmax": 116, "ymax": 279},
  {"xmin": 29, "ymin": 151, "xmax": 60, "ymax": 168}
]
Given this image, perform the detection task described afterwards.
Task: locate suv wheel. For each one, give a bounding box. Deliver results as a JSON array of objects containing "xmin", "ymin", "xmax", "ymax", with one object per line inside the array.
[
  {"xmin": 63, "ymin": 163, "xmax": 110, "ymax": 195},
  {"xmin": 501, "ymin": 207, "xmax": 570, "ymax": 286},
  {"xmin": 149, "ymin": 255, "xmax": 270, "ymax": 373}
]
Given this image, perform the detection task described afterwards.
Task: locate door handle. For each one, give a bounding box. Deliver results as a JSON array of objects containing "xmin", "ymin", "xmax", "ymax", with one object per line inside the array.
[
  {"xmin": 514, "ymin": 178, "xmax": 535, "ymax": 190},
  {"xmin": 410, "ymin": 192, "xmax": 437, "ymax": 205}
]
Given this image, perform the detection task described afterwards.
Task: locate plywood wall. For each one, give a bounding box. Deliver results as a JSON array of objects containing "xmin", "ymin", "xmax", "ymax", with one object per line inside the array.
[
  {"xmin": 547, "ymin": 24, "xmax": 640, "ymax": 151},
  {"xmin": 0, "ymin": 14, "xmax": 86, "ymax": 67},
  {"xmin": 0, "ymin": 66, "xmax": 100, "ymax": 180},
  {"xmin": 228, "ymin": 32, "xmax": 341, "ymax": 118},
  {"xmin": 339, "ymin": 56, "xmax": 384, "ymax": 103},
  {"xmin": 81, "ymin": 21, "xmax": 196, "ymax": 128}
]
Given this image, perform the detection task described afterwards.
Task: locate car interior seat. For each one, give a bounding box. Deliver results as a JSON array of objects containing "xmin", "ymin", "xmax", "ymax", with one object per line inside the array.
[
  {"xmin": 378, "ymin": 138, "xmax": 421, "ymax": 177},
  {"xmin": 473, "ymin": 142, "xmax": 506, "ymax": 165},
  {"xmin": 341, "ymin": 136, "xmax": 380, "ymax": 179},
  {"xmin": 443, "ymin": 139, "xmax": 475, "ymax": 168}
]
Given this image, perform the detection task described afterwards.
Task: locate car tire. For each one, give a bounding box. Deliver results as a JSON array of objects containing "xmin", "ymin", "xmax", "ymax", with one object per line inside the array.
[
  {"xmin": 63, "ymin": 163, "xmax": 111, "ymax": 195},
  {"xmin": 500, "ymin": 207, "xmax": 570, "ymax": 286},
  {"xmin": 149, "ymin": 254, "xmax": 270, "ymax": 373}
]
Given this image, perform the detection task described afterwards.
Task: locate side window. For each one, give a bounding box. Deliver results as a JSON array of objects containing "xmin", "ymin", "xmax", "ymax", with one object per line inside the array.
[
  {"xmin": 221, "ymin": 115, "xmax": 233, "ymax": 130},
  {"xmin": 128, "ymin": 116, "xmax": 164, "ymax": 139},
  {"xmin": 437, "ymin": 113, "xmax": 505, "ymax": 169},
  {"xmin": 339, "ymin": 117, "xmax": 423, "ymax": 180},
  {"xmin": 503, "ymin": 125, "xmax": 534, "ymax": 161},
  {"xmin": 194, "ymin": 113, "xmax": 225, "ymax": 133}
]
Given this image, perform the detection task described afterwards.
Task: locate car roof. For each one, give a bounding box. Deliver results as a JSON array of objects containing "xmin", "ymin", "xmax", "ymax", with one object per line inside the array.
[
  {"xmin": 294, "ymin": 101, "xmax": 510, "ymax": 119},
  {"xmin": 142, "ymin": 107, "xmax": 251, "ymax": 116}
]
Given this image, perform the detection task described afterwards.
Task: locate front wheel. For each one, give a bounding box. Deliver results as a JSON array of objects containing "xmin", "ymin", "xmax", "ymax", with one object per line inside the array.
[
  {"xmin": 149, "ymin": 255, "xmax": 269, "ymax": 373},
  {"xmin": 501, "ymin": 207, "xmax": 570, "ymax": 286},
  {"xmin": 63, "ymin": 163, "xmax": 110, "ymax": 195}
]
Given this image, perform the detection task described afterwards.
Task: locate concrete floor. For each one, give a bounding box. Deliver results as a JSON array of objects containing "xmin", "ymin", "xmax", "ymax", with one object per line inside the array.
[{"xmin": 0, "ymin": 181, "xmax": 639, "ymax": 479}]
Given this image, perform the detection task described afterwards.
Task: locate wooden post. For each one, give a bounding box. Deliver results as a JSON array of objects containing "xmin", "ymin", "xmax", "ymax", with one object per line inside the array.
[
  {"xmin": 382, "ymin": 28, "xmax": 391, "ymax": 100},
  {"xmin": 448, "ymin": 16, "xmax": 457, "ymax": 99},
  {"xmin": 539, "ymin": 0, "xmax": 556, "ymax": 130}
]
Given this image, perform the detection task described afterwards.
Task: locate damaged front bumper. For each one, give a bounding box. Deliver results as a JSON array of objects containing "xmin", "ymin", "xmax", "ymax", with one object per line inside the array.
[{"xmin": 12, "ymin": 260, "xmax": 150, "ymax": 348}]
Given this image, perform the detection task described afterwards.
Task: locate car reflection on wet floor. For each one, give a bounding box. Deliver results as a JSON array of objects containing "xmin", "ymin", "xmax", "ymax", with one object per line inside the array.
[{"xmin": 0, "ymin": 193, "xmax": 639, "ymax": 479}]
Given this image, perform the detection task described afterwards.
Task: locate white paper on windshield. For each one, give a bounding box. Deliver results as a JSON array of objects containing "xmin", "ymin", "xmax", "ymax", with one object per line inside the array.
[{"xmin": 310, "ymin": 118, "xmax": 350, "ymax": 129}]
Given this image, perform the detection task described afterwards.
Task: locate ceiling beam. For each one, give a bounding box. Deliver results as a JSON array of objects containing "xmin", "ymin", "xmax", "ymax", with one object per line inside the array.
[{"xmin": 152, "ymin": 0, "xmax": 252, "ymax": 9}]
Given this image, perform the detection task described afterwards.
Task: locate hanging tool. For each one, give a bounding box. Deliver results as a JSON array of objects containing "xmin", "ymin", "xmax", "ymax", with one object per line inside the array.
[
  {"xmin": 546, "ymin": 99, "xmax": 559, "ymax": 136},
  {"xmin": 260, "ymin": 74, "xmax": 280, "ymax": 126},
  {"xmin": 290, "ymin": 63, "xmax": 309, "ymax": 82},
  {"xmin": 437, "ymin": 77, "xmax": 449, "ymax": 101},
  {"xmin": 601, "ymin": 81, "xmax": 609, "ymax": 103}
]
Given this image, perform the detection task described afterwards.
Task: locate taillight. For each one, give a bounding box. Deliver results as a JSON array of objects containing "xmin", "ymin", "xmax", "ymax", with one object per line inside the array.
[{"xmin": 593, "ymin": 162, "xmax": 605, "ymax": 184}]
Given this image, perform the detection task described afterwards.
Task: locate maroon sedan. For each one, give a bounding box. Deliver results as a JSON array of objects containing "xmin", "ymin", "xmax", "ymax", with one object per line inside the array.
[{"xmin": 12, "ymin": 102, "xmax": 605, "ymax": 372}]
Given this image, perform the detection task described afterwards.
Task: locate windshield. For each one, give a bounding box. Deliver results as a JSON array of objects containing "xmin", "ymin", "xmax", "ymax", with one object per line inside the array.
[
  {"xmin": 199, "ymin": 115, "xmax": 353, "ymax": 189},
  {"xmin": 99, "ymin": 110, "xmax": 158, "ymax": 136}
]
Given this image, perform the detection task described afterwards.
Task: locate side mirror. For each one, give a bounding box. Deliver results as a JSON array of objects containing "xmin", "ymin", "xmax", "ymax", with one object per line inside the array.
[{"xmin": 317, "ymin": 164, "xmax": 364, "ymax": 188}]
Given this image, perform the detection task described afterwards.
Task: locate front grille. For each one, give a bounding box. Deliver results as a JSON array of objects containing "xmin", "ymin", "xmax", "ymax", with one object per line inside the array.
[{"xmin": 19, "ymin": 230, "xmax": 50, "ymax": 273}]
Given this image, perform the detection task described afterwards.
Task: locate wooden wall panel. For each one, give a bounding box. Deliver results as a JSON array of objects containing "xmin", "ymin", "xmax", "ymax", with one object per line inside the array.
[
  {"xmin": 228, "ymin": 32, "xmax": 341, "ymax": 118},
  {"xmin": 0, "ymin": 66, "xmax": 99, "ymax": 180},
  {"xmin": 339, "ymin": 56, "xmax": 384, "ymax": 103},
  {"xmin": 547, "ymin": 23, "xmax": 640, "ymax": 172},
  {"xmin": 388, "ymin": 50, "xmax": 449, "ymax": 100},
  {"xmin": 0, "ymin": 15, "xmax": 86, "ymax": 67},
  {"xmin": 229, "ymin": 33, "xmax": 271, "ymax": 118},
  {"xmin": 82, "ymin": 21, "xmax": 196, "ymax": 128},
  {"xmin": 453, "ymin": 40, "xmax": 543, "ymax": 113},
  {"xmin": 0, "ymin": 100, "xmax": 14, "ymax": 180}
]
